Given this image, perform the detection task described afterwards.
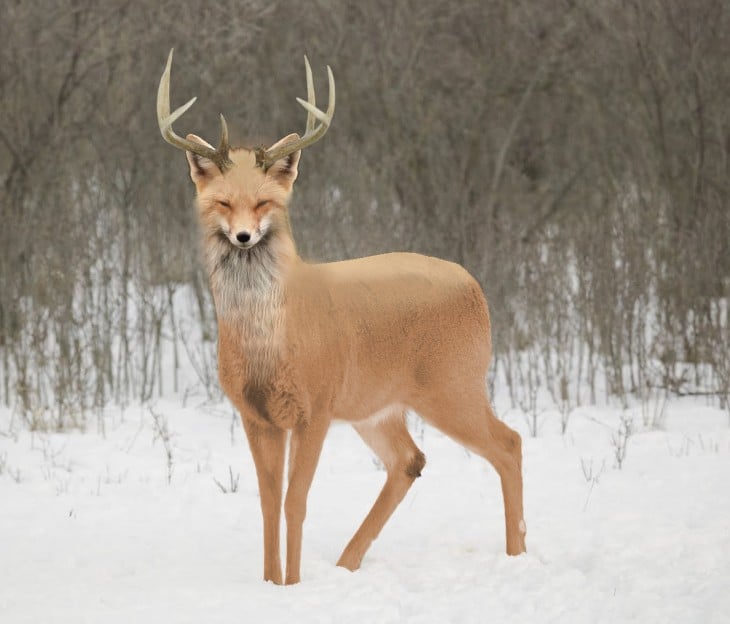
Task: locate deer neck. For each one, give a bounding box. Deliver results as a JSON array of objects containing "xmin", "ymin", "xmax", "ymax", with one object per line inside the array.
[{"xmin": 206, "ymin": 228, "xmax": 299, "ymax": 374}]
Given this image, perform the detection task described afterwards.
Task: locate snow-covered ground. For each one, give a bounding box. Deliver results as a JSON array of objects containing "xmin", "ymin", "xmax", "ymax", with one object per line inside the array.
[{"xmin": 1, "ymin": 394, "xmax": 729, "ymax": 623}]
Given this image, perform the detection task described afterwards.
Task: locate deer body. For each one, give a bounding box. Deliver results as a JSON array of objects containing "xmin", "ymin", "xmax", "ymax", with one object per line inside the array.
[
  {"xmin": 157, "ymin": 50, "xmax": 526, "ymax": 585},
  {"xmin": 217, "ymin": 250, "xmax": 490, "ymax": 429}
]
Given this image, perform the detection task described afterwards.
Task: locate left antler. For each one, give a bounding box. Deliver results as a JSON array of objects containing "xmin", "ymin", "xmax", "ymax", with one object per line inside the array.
[{"xmin": 255, "ymin": 56, "xmax": 336, "ymax": 170}]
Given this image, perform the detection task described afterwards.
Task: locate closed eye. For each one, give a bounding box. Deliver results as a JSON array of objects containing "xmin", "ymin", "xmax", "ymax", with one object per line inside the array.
[
  {"xmin": 255, "ymin": 199, "xmax": 269, "ymax": 209},
  {"xmin": 218, "ymin": 200, "xmax": 231, "ymax": 209}
]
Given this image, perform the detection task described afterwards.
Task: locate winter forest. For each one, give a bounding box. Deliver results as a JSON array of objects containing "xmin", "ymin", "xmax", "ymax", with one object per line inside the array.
[{"xmin": 1, "ymin": 1, "xmax": 729, "ymax": 622}]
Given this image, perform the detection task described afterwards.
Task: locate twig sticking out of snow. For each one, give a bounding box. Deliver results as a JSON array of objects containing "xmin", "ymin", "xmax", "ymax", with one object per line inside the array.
[
  {"xmin": 213, "ymin": 466, "xmax": 240, "ymax": 493},
  {"xmin": 149, "ymin": 405, "xmax": 174, "ymax": 485}
]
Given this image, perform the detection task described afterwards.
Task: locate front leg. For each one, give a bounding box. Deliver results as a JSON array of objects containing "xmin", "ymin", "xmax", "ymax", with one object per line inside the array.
[
  {"xmin": 241, "ymin": 416, "xmax": 287, "ymax": 584},
  {"xmin": 284, "ymin": 417, "xmax": 330, "ymax": 584}
]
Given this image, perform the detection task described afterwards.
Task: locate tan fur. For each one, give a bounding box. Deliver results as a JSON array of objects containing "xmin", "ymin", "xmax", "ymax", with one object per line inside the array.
[{"xmin": 183, "ymin": 135, "xmax": 526, "ymax": 585}]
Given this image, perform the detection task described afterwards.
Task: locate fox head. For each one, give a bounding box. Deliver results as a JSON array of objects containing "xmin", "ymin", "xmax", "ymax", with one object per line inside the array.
[
  {"xmin": 186, "ymin": 133, "xmax": 300, "ymax": 251},
  {"xmin": 157, "ymin": 49, "xmax": 333, "ymax": 275}
]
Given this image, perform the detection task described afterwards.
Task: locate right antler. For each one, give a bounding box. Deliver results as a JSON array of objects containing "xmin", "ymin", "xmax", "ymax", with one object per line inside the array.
[
  {"xmin": 157, "ymin": 49, "xmax": 233, "ymax": 172},
  {"xmin": 255, "ymin": 56, "xmax": 336, "ymax": 170}
]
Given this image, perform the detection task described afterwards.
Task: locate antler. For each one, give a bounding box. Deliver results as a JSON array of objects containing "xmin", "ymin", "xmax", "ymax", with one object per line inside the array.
[
  {"xmin": 255, "ymin": 55, "xmax": 336, "ymax": 170},
  {"xmin": 157, "ymin": 49, "xmax": 233, "ymax": 172}
]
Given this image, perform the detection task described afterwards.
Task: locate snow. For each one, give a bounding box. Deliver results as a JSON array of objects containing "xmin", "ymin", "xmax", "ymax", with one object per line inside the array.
[{"xmin": 1, "ymin": 395, "xmax": 729, "ymax": 623}]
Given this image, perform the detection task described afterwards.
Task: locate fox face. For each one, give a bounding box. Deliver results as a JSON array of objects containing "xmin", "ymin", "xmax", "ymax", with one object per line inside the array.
[{"xmin": 186, "ymin": 133, "xmax": 301, "ymax": 250}]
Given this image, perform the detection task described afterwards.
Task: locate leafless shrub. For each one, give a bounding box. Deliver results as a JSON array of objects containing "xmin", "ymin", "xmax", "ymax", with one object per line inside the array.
[
  {"xmin": 177, "ymin": 318, "xmax": 221, "ymax": 403},
  {"xmin": 149, "ymin": 405, "xmax": 174, "ymax": 484},
  {"xmin": 638, "ymin": 377, "xmax": 669, "ymax": 430},
  {"xmin": 580, "ymin": 457, "xmax": 606, "ymax": 511},
  {"xmin": 0, "ymin": 450, "xmax": 21, "ymax": 483},
  {"xmin": 509, "ymin": 348, "xmax": 543, "ymax": 437},
  {"xmin": 611, "ymin": 411, "xmax": 634, "ymax": 470},
  {"xmin": 213, "ymin": 466, "xmax": 240, "ymax": 494}
]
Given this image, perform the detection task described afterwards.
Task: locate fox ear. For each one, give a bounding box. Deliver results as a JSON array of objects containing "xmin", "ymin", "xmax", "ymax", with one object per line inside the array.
[
  {"xmin": 185, "ymin": 134, "xmax": 222, "ymax": 185},
  {"xmin": 265, "ymin": 133, "xmax": 300, "ymax": 190}
]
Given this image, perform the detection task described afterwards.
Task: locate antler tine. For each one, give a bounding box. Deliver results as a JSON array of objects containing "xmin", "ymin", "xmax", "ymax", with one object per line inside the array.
[
  {"xmin": 218, "ymin": 114, "xmax": 230, "ymax": 154},
  {"xmin": 304, "ymin": 55, "xmax": 316, "ymax": 133},
  {"xmin": 156, "ymin": 49, "xmax": 233, "ymax": 172},
  {"xmin": 258, "ymin": 58, "xmax": 336, "ymax": 170}
]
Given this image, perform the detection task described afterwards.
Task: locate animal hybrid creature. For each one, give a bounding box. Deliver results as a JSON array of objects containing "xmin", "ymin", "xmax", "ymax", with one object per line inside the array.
[{"xmin": 156, "ymin": 49, "xmax": 526, "ymax": 585}]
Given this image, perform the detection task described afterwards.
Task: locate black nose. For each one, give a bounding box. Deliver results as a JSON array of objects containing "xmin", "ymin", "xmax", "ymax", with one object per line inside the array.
[{"xmin": 236, "ymin": 231, "xmax": 251, "ymax": 243}]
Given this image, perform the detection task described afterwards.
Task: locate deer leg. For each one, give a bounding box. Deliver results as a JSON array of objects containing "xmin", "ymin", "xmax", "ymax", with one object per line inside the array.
[
  {"xmin": 414, "ymin": 390, "xmax": 526, "ymax": 556},
  {"xmin": 283, "ymin": 417, "xmax": 330, "ymax": 585},
  {"xmin": 240, "ymin": 417, "xmax": 287, "ymax": 584},
  {"xmin": 486, "ymin": 412, "xmax": 527, "ymax": 555},
  {"xmin": 337, "ymin": 410, "xmax": 425, "ymax": 571}
]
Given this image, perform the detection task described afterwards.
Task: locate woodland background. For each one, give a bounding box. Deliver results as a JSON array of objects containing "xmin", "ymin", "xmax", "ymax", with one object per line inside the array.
[{"xmin": 1, "ymin": 0, "xmax": 729, "ymax": 430}]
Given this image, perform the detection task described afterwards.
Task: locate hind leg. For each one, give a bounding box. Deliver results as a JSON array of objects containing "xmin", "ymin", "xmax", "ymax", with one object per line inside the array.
[
  {"xmin": 412, "ymin": 388, "xmax": 526, "ymax": 555},
  {"xmin": 337, "ymin": 409, "xmax": 426, "ymax": 571},
  {"xmin": 485, "ymin": 412, "xmax": 526, "ymax": 555}
]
